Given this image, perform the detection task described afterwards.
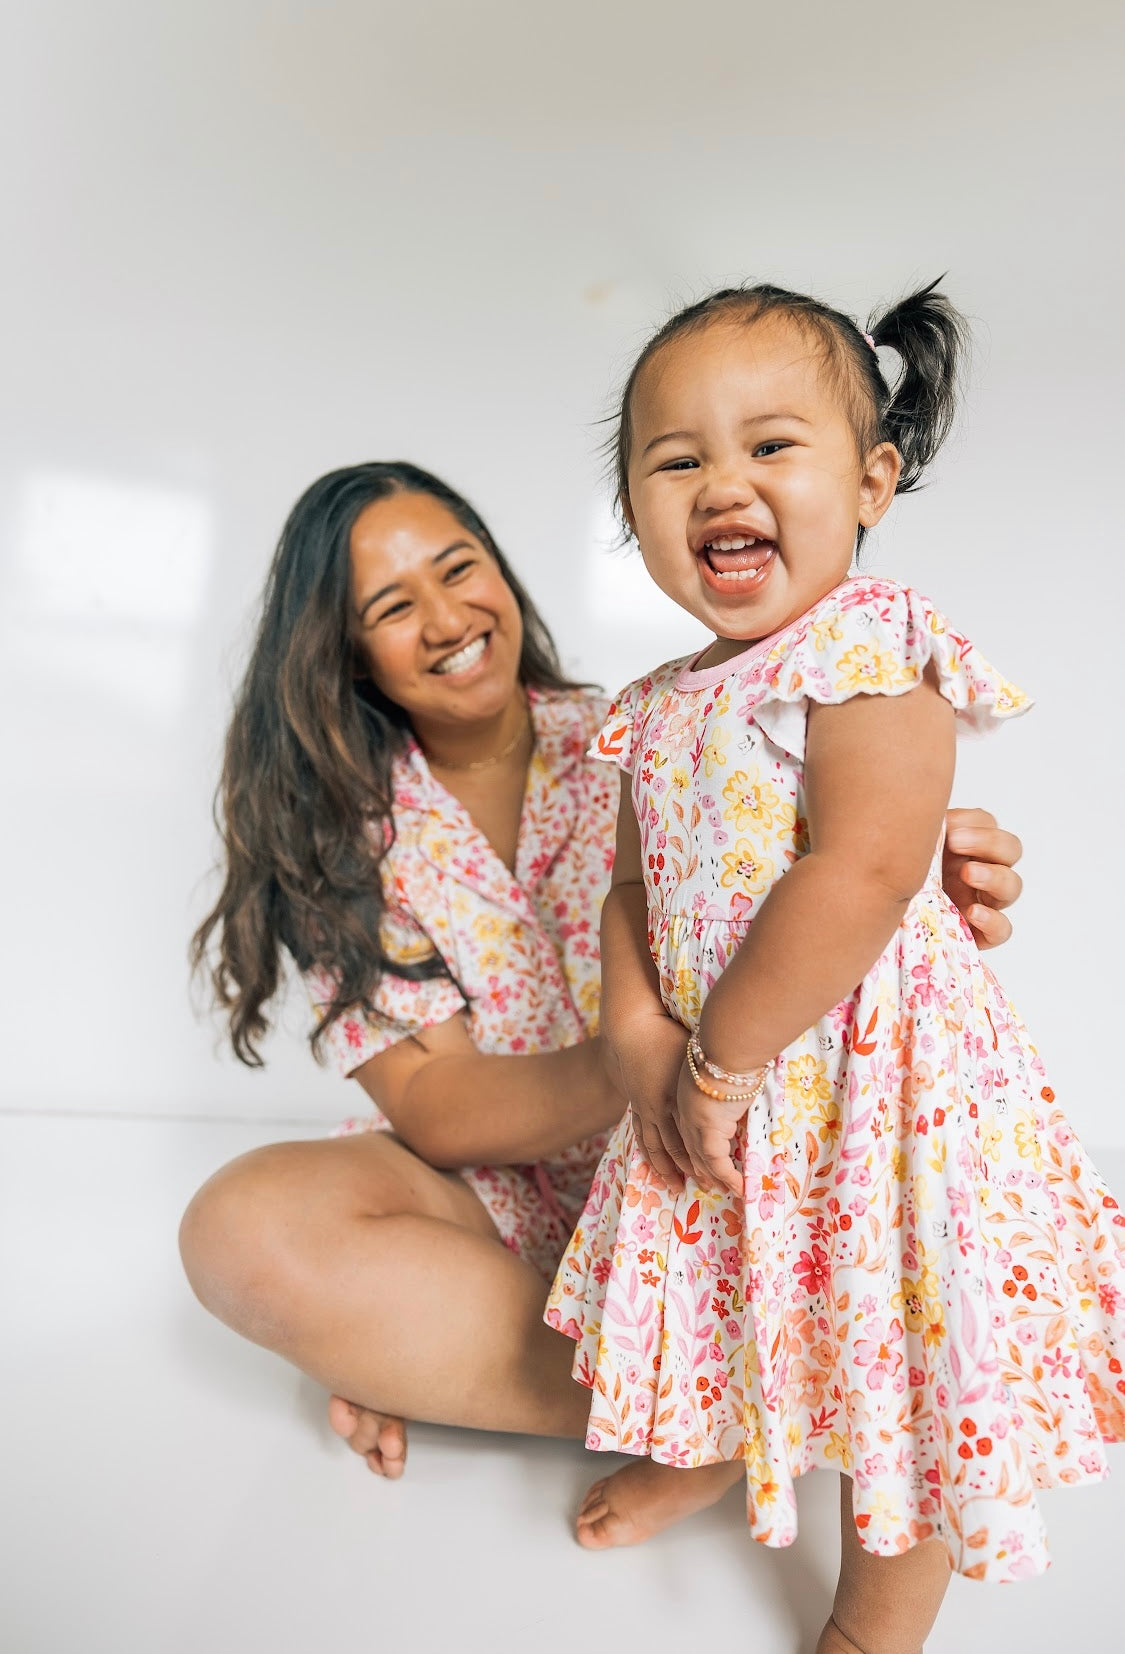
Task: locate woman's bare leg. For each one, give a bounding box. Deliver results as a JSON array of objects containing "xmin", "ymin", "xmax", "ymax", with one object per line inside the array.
[
  {"xmin": 179, "ymin": 1133, "xmax": 592, "ymax": 1461},
  {"xmin": 816, "ymin": 1478, "xmax": 951, "ymax": 1654}
]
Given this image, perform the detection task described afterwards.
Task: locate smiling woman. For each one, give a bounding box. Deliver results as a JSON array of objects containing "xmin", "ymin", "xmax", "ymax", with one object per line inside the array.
[{"xmin": 180, "ymin": 456, "xmax": 1027, "ymax": 1527}]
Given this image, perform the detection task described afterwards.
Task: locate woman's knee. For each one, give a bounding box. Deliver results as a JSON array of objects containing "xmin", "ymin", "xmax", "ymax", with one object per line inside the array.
[{"xmin": 177, "ymin": 1134, "xmax": 465, "ymax": 1339}]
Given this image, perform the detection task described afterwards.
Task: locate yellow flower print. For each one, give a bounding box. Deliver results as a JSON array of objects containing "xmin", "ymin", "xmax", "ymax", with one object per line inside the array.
[
  {"xmin": 979, "ymin": 1118, "xmax": 1002, "ymax": 1164},
  {"xmin": 671, "ymin": 766, "xmax": 692, "ymax": 794},
  {"xmin": 472, "ymin": 912, "xmax": 505, "ymax": 942},
  {"xmin": 810, "ymin": 1095, "xmax": 842, "ymax": 1142},
  {"xmin": 701, "ymin": 725, "xmax": 729, "ymax": 777},
  {"xmin": 994, "ymin": 677, "xmax": 1030, "ymax": 714},
  {"xmin": 673, "ymin": 969, "xmax": 702, "ymax": 1022},
  {"xmin": 825, "ymin": 1430, "xmax": 853, "ymax": 1469},
  {"xmin": 784, "ymin": 1054, "xmax": 833, "ymax": 1114},
  {"xmin": 749, "ymin": 1468, "xmax": 779, "ymax": 1509},
  {"xmin": 1013, "ymin": 1109, "xmax": 1043, "ymax": 1168},
  {"xmin": 892, "ymin": 1277, "xmax": 926, "ymax": 1334},
  {"xmin": 577, "ymin": 977, "xmax": 601, "ymax": 1026},
  {"xmin": 922, "ymin": 1307, "xmax": 946, "ymax": 1349},
  {"xmin": 835, "ymin": 643, "xmax": 913, "ymax": 695},
  {"xmin": 722, "ymin": 769, "xmax": 782, "ymax": 831},
  {"xmin": 770, "ymin": 1113, "xmax": 795, "ymax": 1149},
  {"xmin": 720, "ymin": 840, "xmax": 775, "ymax": 894},
  {"xmin": 811, "ymin": 615, "xmax": 844, "ymax": 652}
]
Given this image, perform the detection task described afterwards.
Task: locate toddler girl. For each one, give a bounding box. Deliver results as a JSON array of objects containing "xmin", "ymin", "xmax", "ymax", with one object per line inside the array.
[{"xmin": 546, "ymin": 281, "xmax": 1125, "ymax": 1652}]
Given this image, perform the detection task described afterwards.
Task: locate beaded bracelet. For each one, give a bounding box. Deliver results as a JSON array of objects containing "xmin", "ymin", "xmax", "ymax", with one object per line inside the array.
[
  {"xmin": 688, "ymin": 1031, "xmax": 764, "ymax": 1089},
  {"xmin": 685, "ymin": 1039, "xmax": 768, "ymax": 1104}
]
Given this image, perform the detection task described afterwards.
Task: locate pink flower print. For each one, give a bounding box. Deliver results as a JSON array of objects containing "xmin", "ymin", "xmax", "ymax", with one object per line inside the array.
[
  {"xmin": 592, "ymin": 1257, "xmax": 612, "ymax": 1285},
  {"xmin": 713, "ymin": 829, "xmax": 729, "ymax": 847},
  {"xmin": 849, "ymin": 1195, "xmax": 869, "ymax": 1217},
  {"xmin": 1016, "ymin": 1324, "xmax": 1037, "ymax": 1345},
  {"xmin": 909, "ymin": 963, "xmax": 938, "ymax": 1007},
  {"xmin": 721, "ymin": 1245, "xmax": 742, "ymax": 1274},
  {"xmin": 908, "ymin": 1366, "xmax": 925, "ymax": 1388},
  {"xmin": 860, "ymin": 1294, "xmax": 878, "ymax": 1317},
  {"xmin": 725, "ymin": 1317, "xmax": 741, "ymax": 1338},
  {"xmin": 1080, "ymin": 1452, "xmax": 1103, "ymax": 1476},
  {"xmin": 343, "ymin": 1019, "xmax": 365, "ymax": 1050},
  {"xmin": 851, "ymin": 1164, "xmax": 872, "ymax": 1188},
  {"xmin": 1001, "ymin": 1530, "xmax": 1025, "ymax": 1555},
  {"xmin": 795, "ymin": 1244, "xmax": 831, "ymax": 1297},
  {"xmin": 854, "ymin": 1318, "xmax": 904, "ymax": 1389},
  {"xmin": 631, "ymin": 1213, "xmax": 657, "ymax": 1244},
  {"xmin": 1098, "ymin": 1283, "xmax": 1123, "ymax": 1315},
  {"xmin": 1043, "ymin": 1347, "xmax": 1073, "ymax": 1378},
  {"xmin": 744, "ymin": 1151, "xmax": 786, "ymax": 1221},
  {"xmin": 863, "ymin": 1453, "xmax": 888, "ymax": 1478}
]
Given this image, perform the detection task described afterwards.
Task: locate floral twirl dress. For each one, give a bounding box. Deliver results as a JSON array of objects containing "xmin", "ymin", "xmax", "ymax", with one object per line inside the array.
[{"xmin": 545, "ymin": 577, "xmax": 1125, "ymax": 1581}]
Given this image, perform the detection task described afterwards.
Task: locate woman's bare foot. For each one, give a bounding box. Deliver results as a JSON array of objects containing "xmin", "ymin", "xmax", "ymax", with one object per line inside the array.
[
  {"xmin": 575, "ymin": 1456, "xmax": 743, "ymax": 1548},
  {"xmin": 327, "ymin": 1395, "xmax": 408, "ymax": 1479}
]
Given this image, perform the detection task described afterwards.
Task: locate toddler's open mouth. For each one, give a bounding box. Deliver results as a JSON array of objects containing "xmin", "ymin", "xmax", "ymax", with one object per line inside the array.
[{"xmin": 699, "ymin": 537, "xmax": 777, "ymax": 589}]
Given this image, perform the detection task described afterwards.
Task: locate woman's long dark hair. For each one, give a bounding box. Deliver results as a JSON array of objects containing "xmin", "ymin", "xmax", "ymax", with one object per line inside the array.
[
  {"xmin": 614, "ymin": 277, "xmax": 969, "ymax": 551},
  {"xmin": 192, "ymin": 461, "xmax": 584, "ymax": 1066}
]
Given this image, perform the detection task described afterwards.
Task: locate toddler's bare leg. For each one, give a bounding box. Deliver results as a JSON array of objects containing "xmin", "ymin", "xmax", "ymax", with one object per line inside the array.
[{"xmin": 817, "ymin": 1478, "xmax": 950, "ymax": 1654}]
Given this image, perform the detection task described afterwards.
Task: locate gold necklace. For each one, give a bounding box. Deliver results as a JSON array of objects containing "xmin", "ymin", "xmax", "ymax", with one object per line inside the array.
[{"xmin": 423, "ymin": 713, "xmax": 532, "ymax": 772}]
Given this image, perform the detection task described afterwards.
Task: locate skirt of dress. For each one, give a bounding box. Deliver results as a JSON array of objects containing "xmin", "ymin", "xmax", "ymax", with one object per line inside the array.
[{"xmin": 546, "ymin": 892, "xmax": 1125, "ymax": 1582}]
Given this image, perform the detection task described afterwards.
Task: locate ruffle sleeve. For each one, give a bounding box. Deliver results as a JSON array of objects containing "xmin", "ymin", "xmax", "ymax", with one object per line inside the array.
[
  {"xmin": 745, "ymin": 577, "xmax": 1032, "ymax": 763},
  {"xmin": 590, "ymin": 682, "xmax": 642, "ymax": 773},
  {"xmin": 304, "ymin": 901, "xmax": 467, "ymax": 1078}
]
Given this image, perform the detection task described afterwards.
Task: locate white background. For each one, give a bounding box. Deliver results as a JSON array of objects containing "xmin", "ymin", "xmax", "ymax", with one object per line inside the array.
[
  {"xmin": 3, "ymin": 0, "xmax": 1122, "ymax": 1138},
  {"xmin": 3, "ymin": 5, "xmax": 1125, "ymax": 1652}
]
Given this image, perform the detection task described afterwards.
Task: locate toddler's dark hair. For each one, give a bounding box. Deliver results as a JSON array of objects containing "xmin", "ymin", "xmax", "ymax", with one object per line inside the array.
[{"xmin": 613, "ymin": 278, "xmax": 969, "ymax": 550}]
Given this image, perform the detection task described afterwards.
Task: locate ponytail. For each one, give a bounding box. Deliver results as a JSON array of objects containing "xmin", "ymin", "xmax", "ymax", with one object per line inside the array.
[{"xmin": 868, "ymin": 278, "xmax": 970, "ymax": 493}]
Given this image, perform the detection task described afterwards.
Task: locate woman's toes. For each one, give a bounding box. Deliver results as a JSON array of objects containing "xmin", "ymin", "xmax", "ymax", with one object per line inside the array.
[{"xmin": 327, "ymin": 1395, "xmax": 360, "ymax": 1443}]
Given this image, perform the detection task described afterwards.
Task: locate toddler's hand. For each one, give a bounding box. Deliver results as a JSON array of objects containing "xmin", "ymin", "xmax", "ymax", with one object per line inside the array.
[
  {"xmin": 673, "ymin": 1058, "xmax": 750, "ymax": 1198},
  {"xmin": 612, "ymin": 1015, "xmax": 693, "ymax": 1192}
]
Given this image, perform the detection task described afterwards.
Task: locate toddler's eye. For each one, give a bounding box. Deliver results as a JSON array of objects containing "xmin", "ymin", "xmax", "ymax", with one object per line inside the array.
[
  {"xmin": 659, "ymin": 457, "xmax": 699, "ymax": 472},
  {"xmin": 754, "ymin": 441, "xmax": 790, "ymax": 458}
]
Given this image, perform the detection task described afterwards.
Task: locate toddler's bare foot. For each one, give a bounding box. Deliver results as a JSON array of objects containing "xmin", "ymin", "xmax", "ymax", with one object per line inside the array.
[
  {"xmin": 575, "ymin": 1456, "xmax": 742, "ymax": 1549},
  {"xmin": 327, "ymin": 1394, "xmax": 408, "ymax": 1479}
]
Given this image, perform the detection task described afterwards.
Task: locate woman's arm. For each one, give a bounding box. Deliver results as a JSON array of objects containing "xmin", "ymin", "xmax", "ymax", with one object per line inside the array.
[
  {"xmin": 682, "ymin": 666, "xmax": 956, "ymax": 1190},
  {"xmin": 942, "ymin": 808, "xmax": 1023, "ymax": 948},
  {"xmin": 351, "ymin": 1012, "xmax": 625, "ymax": 1170}
]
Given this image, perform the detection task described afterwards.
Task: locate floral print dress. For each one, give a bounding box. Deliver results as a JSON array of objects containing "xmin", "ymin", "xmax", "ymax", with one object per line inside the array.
[
  {"xmin": 307, "ymin": 688, "xmax": 616, "ymax": 1282},
  {"xmin": 546, "ymin": 577, "xmax": 1125, "ymax": 1581}
]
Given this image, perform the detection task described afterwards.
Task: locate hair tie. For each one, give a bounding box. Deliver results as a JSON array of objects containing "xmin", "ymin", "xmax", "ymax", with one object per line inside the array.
[{"xmin": 862, "ymin": 331, "xmax": 877, "ymax": 352}]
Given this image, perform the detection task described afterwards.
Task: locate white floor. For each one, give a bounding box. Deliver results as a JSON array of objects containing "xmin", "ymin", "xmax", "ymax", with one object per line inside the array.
[{"xmin": 3, "ymin": 1115, "xmax": 1121, "ymax": 1654}]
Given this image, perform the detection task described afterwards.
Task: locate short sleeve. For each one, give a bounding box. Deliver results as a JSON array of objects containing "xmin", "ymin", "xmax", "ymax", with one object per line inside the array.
[
  {"xmin": 748, "ymin": 578, "xmax": 1032, "ymax": 762},
  {"xmin": 590, "ymin": 682, "xmax": 642, "ymax": 773},
  {"xmin": 304, "ymin": 901, "xmax": 467, "ymax": 1078}
]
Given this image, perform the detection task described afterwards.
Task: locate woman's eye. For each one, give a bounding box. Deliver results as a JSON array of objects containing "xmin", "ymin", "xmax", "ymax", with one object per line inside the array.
[
  {"xmin": 375, "ymin": 599, "xmax": 412, "ymax": 623},
  {"xmin": 445, "ymin": 559, "xmax": 476, "ymax": 579}
]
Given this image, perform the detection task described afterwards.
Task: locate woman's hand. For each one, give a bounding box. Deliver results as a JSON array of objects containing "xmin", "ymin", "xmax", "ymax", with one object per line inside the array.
[
  {"xmin": 942, "ymin": 807, "xmax": 1023, "ymax": 949},
  {"xmin": 673, "ymin": 1057, "xmax": 749, "ymax": 1198},
  {"xmin": 611, "ymin": 1014, "xmax": 693, "ymax": 1192}
]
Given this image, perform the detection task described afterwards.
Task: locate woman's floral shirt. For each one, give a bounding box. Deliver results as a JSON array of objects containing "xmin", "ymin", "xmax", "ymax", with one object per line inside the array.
[
  {"xmin": 546, "ymin": 577, "xmax": 1125, "ymax": 1582},
  {"xmin": 307, "ymin": 688, "xmax": 616, "ymax": 1280}
]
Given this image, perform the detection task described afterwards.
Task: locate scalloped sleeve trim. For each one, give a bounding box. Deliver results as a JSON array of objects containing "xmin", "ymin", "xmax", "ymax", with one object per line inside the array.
[{"xmin": 744, "ymin": 579, "xmax": 1032, "ymax": 762}]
